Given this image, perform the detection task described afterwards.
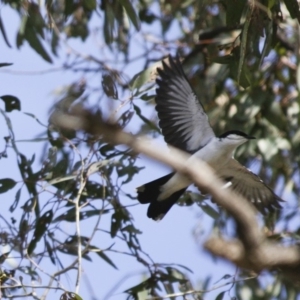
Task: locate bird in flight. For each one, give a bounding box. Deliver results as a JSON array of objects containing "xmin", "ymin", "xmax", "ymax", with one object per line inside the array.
[{"xmin": 136, "ymin": 55, "xmax": 283, "ymax": 220}]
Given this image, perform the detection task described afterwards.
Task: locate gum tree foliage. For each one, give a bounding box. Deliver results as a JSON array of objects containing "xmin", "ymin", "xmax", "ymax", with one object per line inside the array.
[{"xmin": 0, "ymin": 0, "xmax": 300, "ymax": 299}]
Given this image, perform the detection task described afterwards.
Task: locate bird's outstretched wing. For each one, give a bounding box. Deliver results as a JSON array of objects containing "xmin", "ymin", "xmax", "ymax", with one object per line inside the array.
[
  {"xmin": 217, "ymin": 159, "xmax": 283, "ymax": 213},
  {"xmin": 156, "ymin": 55, "xmax": 215, "ymax": 153}
]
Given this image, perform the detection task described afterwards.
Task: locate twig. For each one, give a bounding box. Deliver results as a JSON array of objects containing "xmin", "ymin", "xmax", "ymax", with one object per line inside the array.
[
  {"xmin": 147, "ymin": 275, "xmax": 257, "ymax": 299},
  {"xmin": 51, "ymin": 108, "xmax": 300, "ymax": 281},
  {"xmin": 65, "ymin": 138, "xmax": 86, "ymax": 294}
]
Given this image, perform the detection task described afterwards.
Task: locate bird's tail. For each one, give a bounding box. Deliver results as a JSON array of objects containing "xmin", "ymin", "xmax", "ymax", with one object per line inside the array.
[{"xmin": 137, "ymin": 173, "xmax": 187, "ymax": 220}]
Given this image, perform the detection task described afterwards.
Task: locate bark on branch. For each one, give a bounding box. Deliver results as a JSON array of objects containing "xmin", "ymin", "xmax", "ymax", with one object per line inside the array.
[{"xmin": 51, "ymin": 108, "xmax": 300, "ymax": 283}]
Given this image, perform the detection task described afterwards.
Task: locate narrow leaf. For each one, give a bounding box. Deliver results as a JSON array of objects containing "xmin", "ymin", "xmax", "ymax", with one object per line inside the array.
[
  {"xmin": 60, "ymin": 291, "xmax": 83, "ymax": 300},
  {"xmin": 237, "ymin": 5, "xmax": 252, "ymax": 84},
  {"xmin": 53, "ymin": 208, "xmax": 109, "ymax": 223},
  {"xmin": 25, "ymin": 27, "xmax": 52, "ymax": 63},
  {"xmin": 133, "ymin": 104, "xmax": 160, "ymax": 132},
  {"xmin": 0, "ymin": 63, "xmax": 12, "ymax": 68},
  {"xmin": 225, "ymin": 0, "xmax": 246, "ymax": 26},
  {"xmin": 0, "ymin": 95, "xmax": 21, "ymax": 112},
  {"xmin": 284, "ymin": 0, "xmax": 300, "ymax": 22},
  {"xmin": 9, "ymin": 187, "xmax": 22, "ymax": 212},
  {"xmin": 28, "ymin": 210, "xmax": 53, "ymax": 255},
  {"xmin": 0, "ymin": 15, "xmax": 11, "ymax": 48},
  {"xmin": 102, "ymin": 73, "xmax": 118, "ymax": 99},
  {"xmin": 118, "ymin": 0, "xmax": 141, "ymax": 31},
  {"xmin": 0, "ymin": 251, "xmax": 11, "ymax": 264},
  {"xmin": 211, "ymin": 55, "xmax": 232, "ymax": 65},
  {"xmin": 89, "ymin": 245, "xmax": 118, "ymax": 269},
  {"xmin": 45, "ymin": 239, "xmax": 56, "ymax": 265},
  {"xmin": 104, "ymin": 3, "xmax": 115, "ymax": 44},
  {"xmin": 199, "ymin": 202, "xmax": 220, "ymax": 219},
  {"xmin": 215, "ymin": 291, "xmax": 225, "ymax": 300},
  {"xmin": 0, "ymin": 178, "xmax": 17, "ymax": 193},
  {"xmin": 129, "ymin": 62, "xmax": 160, "ymax": 91}
]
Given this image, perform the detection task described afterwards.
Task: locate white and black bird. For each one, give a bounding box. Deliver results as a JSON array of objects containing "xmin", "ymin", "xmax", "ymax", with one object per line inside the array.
[{"xmin": 137, "ymin": 55, "xmax": 283, "ymax": 220}]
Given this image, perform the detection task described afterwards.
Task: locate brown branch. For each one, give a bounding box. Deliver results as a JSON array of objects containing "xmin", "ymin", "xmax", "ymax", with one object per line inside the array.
[{"xmin": 51, "ymin": 107, "xmax": 300, "ymax": 282}]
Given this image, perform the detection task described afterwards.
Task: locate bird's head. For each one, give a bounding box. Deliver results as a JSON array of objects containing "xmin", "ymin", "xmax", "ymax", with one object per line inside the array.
[{"xmin": 218, "ymin": 130, "xmax": 256, "ymax": 148}]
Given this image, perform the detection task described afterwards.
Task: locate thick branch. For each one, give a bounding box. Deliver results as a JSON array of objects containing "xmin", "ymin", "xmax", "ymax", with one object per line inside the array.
[{"xmin": 52, "ymin": 108, "xmax": 300, "ymax": 279}]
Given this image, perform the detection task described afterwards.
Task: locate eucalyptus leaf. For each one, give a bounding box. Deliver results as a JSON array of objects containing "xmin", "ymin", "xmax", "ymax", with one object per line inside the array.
[
  {"xmin": 118, "ymin": 0, "xmax": 141, "ymax": 31},
  {"xmin": 0, "ymin": 178, "xmax": 17, "ymax": 193},
  {"xmin": 0, "ymin": 95, "xmax": 21, "ymax": 112}
]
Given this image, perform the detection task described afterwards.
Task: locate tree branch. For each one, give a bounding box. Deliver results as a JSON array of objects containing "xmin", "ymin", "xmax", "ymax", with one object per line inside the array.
[{"xmin": 51, "ymin": 107, "xmax": 300, "ymax": 281}]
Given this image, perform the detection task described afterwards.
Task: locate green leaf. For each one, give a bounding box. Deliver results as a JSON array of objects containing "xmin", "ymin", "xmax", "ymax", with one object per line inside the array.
[
  {"xmin": 259, "ymin": 19, "xmax": 273, "ymax": 67},
  {"xmin": 83, "ymin": 0, "xmax": 96, "ymax": 10},
  {"xmin": 140, "ymin": 93, "xmax": 154, "ymax": 101},
  {"xmin": 18, "ymin": 153, "xmax": 40, "ymax": 216},
  {"xmin": 45, "ymin": 239, "xmax": 55, "ymax": 265},
  {"xmin": 118, "ymin": 0, "xmax": 141, "ymax": 31},
  {"xmin": 125, "ymin": 277, "xmax": 157, "ymax": 295},
  {"xmin": 0, "ymin": 95, "xmax": 21, "ymax": 112},
  {"xmin": 102, "ymin": 73, "xmax": 118, "ymax": 99},
  {"xmin": 53, "ymin": 208, "xmax": 109, "ymax": 223},
  {"xmin": 24, "ymin": 27, "xmax": 52, "ymax": 63},
  {"xmin": 211, "ymin": 55, "xmax": 233, "ymax": 65},
  {"xmin": 118, "ymin": 110, "xmax": 134, "ymax": 128},
  {"xmin": 9, "ymin": 187, "xmax": 22, "ymax": 212},
  {"xmin": 215, "ymin": 291, "xmax": 225, "ymax": 300},
  {"xmin": 21, "ymin": 197, "xmax": 37, "ymax": 213},
  {"xmin": 178, "ymin": 191, "xmax": 203, "ymax": 206},
  {"xmin": 84, "ymin": 181, "xmax": 108, "ymax": 199},
  {"xmin": 257, "ymin": 138, "xmax": 278, "ymax": 161},
  {"xmin": 133, "ymin": 104, "xmax": 160, "ymax": 132},
  {"xmin": 57, "ymin": 235, "xmax": 92, "ymax": 261},
  {"xmin": 110, "ymin": 207, "xmax": 131, "ymax": 238},
  {"xmin": 19, "ymin": 266, "xmax": 40, "ymax": 281},
  {"xmin": 0, "ymin": 15, "xmax": 11, "ymax": 48},
  {"xmin": 51, "ymin": 30, "xmax": 59, "ymax": 56},
  {"xmin": 229, "ymin": 50, "xmax": 250, "ymax": 88},
  {"xmin": 89, "ymin": 245, "xmax": 118, "ymax": 269},
  {"xmin": 104, "ymin": 2, "xmax": 115, "ymax": 44},
  {"xmin": 199, "ymin": 202, "xmax": 220, "ymax": 219},
  {"xmin": 283, "ymin": 0, "xmax": 300, "ymax": 22},
  {"xmin": 0, "ymin": 178, "xmax": 17, "ymax": 193},
  {"xmin": 116, "ymin": 159, "xmax": 144, "ymax": 184},
  {"xmin": 165, "ymin": 267, "xmax": 188, "ymax": 282},
  {"xmin": 28, "ymin": 210, "xmax": 53, "ymax": 255},
  {"xmin": 17, "ymin": 16, "xmax": 28, "ymax": 48},
  {"xmin": 45, "ymin": 175, "xmax": 76, "ymax": 186},
  {"xmin": 27, "ymin": 3, "xmax": 45, "ymax": 38},
  {"xmin": 121, "ymin": 225, "xmax": 142, "ymax": 234},
  {"xmin": 39, "ymin": 146, "xmax": 57, "ymax": 179},
  {"xmin": 129, "ymin": 62, "xmax": 160, "ymax": 91},
  {"xmin": 0, "ymin": 251, "xmax": 11, "ymax": 264},
  {"xmin": 64, "ymin": 1, "xmax": 76, "ymax": 17},
  {"xmin": 60, "ymin": 291, "xmax": 83, "ymax": 300},
  {"xmin": 86, "ymin": 160, "xmax": 110, "ymax": 177},
  {"xmin": 111, "ymin": 211, "xmax": 122, "ymax": 238},
  {"xmin": 0, "ymin": 63, "xmax": 12, "ymax": 68},
  {"xmin": 225, "ymin": 0, "xmax": 246, "ymax": 26},
  {"xmin": 237, "ymin": 4, "xmax": 252, "ymax": 85}
]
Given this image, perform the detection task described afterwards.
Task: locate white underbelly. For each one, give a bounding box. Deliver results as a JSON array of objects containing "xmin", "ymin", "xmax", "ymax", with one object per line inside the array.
[
  {"xmin": 158, "ymin": 146, "xmax": 232, "ymax": 200},
  {"xmin": 158, "ymin": 173, "xmax": 192, "ymax": 200},
  {"xmin": 193, "ymin": 146, "xmax": 231, "ymax": 170}
]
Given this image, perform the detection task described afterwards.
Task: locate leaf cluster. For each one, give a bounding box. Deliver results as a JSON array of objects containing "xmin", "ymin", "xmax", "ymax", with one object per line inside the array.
[{"xmin": 0, "ymin": 0, "xmax": 300, "ymax": 299}]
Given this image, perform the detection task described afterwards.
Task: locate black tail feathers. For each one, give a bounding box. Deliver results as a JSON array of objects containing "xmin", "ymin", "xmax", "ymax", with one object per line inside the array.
[
  {"xmin": 137, "ymin": 173, "xmax": 186, "ymax": 220},
  {"xmin": 137, "ymin": 173, "xmax": 174, "ymax": 204}
]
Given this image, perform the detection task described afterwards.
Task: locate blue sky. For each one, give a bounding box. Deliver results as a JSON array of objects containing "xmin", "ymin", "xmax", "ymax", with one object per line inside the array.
[{"xmin": 0, "ymin": 3, "xmax": 271, "ymax": 299}]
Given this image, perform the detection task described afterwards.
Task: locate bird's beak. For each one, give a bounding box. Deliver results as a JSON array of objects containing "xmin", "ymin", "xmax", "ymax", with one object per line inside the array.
[{"xmin": 248, "ymin": 136, "xmax": 256, "ymax": 140}]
